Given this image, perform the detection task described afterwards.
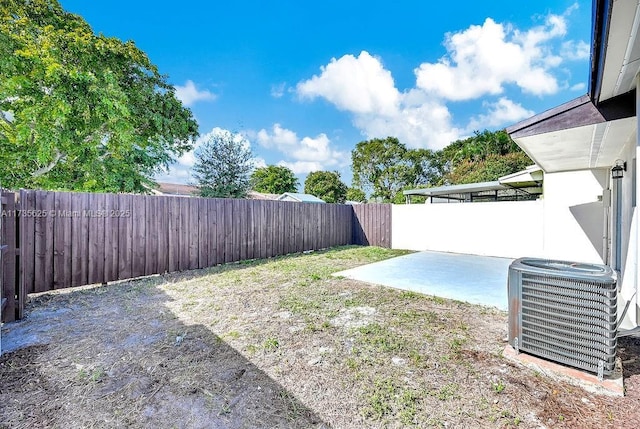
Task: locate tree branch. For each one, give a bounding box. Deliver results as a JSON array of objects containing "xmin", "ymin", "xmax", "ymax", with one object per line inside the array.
[{"xmin": 32, "ymin": 149, "xmax": 65, "ymax": 177}]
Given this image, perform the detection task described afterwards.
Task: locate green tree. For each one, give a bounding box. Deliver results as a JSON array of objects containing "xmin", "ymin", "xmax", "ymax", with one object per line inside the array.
[
  {"xmin": 250, "ymin": 165, "xmax": 298, "ymax": 194},
  {"xmin": 405, "ymin": 148, "xmax": 441, "ymax": 187},
  {"xmin": 436, "ymin": 129, "xmax": 532, "ymax": 185},
  {"xmin": 346, "ymin": 187, "xmax": 366, "ymax": 203},
  {"xmin": 0, "ymin": 0, "xmax": 198, "ymax": 192},
  {"xmin": 444, "ymin": 152, "xmax": 532, "ymax": 185},
  {"xmin": 351, "ymin": 137, "xmax": 416, "ymax": 202},
  {"xmin": 350, "ymin": 130, "xmax": 531, "ymax": 203},
  {"xmin": 392, "ymin": 185, "xmax": 429, "ymax": 204},
  {"xmin": 192, "ymin": 130, "xmax": 254, "ymax": 198},
  {"xmin": 304, "ymin": 171, "xmax": 348, "ymax": 203}
]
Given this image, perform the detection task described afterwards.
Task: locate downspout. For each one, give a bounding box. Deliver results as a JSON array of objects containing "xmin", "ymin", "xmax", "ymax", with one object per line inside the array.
[
  {"xmin": 603, "ymin": 182, "xmax": 611, "ymax": 266},
  {"xmin": 634, "ymin": 72, "xmax": 640, "ymax": 328},
  {"xmin": 621, "ymin": 73, "xmax": 640, "ymax": 332}
]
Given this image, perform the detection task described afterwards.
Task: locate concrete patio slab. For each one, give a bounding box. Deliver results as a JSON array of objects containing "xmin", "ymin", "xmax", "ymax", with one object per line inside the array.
[{"xmin": 334, "ymin": 250, "xmax": 513, "ymax": 310}]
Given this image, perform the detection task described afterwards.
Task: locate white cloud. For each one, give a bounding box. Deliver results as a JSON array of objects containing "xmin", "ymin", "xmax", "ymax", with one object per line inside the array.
[
  {"xmin": 253, "ymin": 157, "xmax": 267, "ymax": 169},
  {"xmin": 253, "ymin": 124, "xmax": 348, "ymax": 174},
  {"xmin": 353, "ymin": 95, "xmax": 463, "ymax": 149},
  {"xmin": 466, "ymin": 97, "xmax": 535, "ymax": 132},
  {"xmin": 414, "ymin": 14, "xmax": 571, "ymax": 100},
  {"xmin": 174, "ymin": 80, "xmax": 216, "ymax": 106},
  {"xmin": 570, "ymin": 82, "xmax": 587, "ymax": 91},
  {"xmin": 297, "ymin": 51, "xmax": 400, "ymax": 116},
  {"xmin": 294, "ymin": 134, "xmax": 336, "ymax": 162},
  {"xmin": 278, "ymin": 161, "xmax": 325, "ymax": 175},
  {"xmin": 295, "ymin": 7, "xmax": 587, "ymax": 150},
  {"xmin": 256, "ymin": 123, "xmax": 298, "ymax": 148},
  {"xmin": 561, "ymin": 40, "xmax": 590, "ymax": 60},
  {"xmin": 155, "ymin": 145, "xmax": 199, "ymax": 184},
  {"xmin": 155, "ymin": 165, "xmax": 192, "ymax": 184},
  {"xmin": 297, "ymin": 53, "xmax": 460, "ymax": 149},
  {"xmin": 270, "ymin": 82, "xmax": 287, "ymax": 98}
]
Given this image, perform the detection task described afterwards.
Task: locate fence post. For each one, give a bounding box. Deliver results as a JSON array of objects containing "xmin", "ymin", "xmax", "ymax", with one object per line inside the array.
[
  {"xmin": 1, "ymin": 189, "xmax": 19, "ymax": 324},
  {"xmin": 18, "ymin": 190, "xmax": 28, "ymax": 320}
]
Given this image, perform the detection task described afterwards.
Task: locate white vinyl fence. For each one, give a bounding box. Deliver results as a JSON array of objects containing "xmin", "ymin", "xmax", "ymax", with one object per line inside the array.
[
  {"xmin": 393, "ymin": 170, "xmax": 608, "ymax": 263},
  {"xmin": 392, "ymin": 201, "xmax": 544, "ymax": 259}
]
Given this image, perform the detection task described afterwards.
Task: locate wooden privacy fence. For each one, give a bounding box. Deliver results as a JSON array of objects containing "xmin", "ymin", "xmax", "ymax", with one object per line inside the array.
[
  {"xmin": 352, "ymin": 204, "xmax": 391, "ymax": 247},
  {"xmin": 0, "ymin": 189, "xmax": 391, "ymax": 322}
]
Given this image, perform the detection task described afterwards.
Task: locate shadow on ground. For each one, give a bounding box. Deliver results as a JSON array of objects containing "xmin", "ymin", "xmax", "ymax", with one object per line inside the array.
[{"xmin": 0, "ymin": 275, "xmax": 329, "ymax": 429}]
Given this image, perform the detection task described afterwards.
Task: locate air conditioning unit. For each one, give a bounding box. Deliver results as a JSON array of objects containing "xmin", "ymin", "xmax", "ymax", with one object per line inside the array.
[{"xmin": 508, "ymin": 258, "xmax": 617, "ymax": 379}]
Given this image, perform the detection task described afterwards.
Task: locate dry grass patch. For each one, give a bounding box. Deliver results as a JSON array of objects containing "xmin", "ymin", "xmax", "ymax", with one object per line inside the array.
[{"xmin": 1, "ymin": 245, "xmax": 639, "ymax": 428}]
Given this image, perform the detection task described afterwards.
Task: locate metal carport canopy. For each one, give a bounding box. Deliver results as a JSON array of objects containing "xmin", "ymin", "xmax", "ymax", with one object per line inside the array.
[{"xmin": 403, "ymin": 181, "xmax": 503, "ymax": 198}]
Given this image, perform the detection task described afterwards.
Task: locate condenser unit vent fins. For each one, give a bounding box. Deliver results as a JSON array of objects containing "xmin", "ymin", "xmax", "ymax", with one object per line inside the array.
[{"xmin": 508, "ymin": 258, "xmax": 617, "ymax": 376}]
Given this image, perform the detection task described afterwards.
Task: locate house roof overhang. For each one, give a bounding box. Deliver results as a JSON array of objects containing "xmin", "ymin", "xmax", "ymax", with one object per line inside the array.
[
  {"xmin": 506, "ymin": 93, "xmax": 636, "ymax": 172},
  {"xmin": 591, "ymin": 0, "xmax": 640, "ymax": 104},
  {"xmin": 506, "ymin": 0, "xmax": 640, "ymax": 172}
]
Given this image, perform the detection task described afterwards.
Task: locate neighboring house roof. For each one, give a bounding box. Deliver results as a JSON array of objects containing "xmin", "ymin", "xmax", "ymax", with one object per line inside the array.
[
  {"xmin": 246, "ymin": 191, "xmax": 279, "ymax": 200},
  {"xmin": 506, "ymin": 0, "xmax": 638, "ymax": 173},
  {"xmin": 153, "ymin": 182, "xmax": 199, "ymax": 196},
  {"xmin": 403, "ymin": 166, "xmax": 543, "ymax": 203},
  {"xmin": 276, "ymin": 192, "xmax": 325, "ymax": 203}
]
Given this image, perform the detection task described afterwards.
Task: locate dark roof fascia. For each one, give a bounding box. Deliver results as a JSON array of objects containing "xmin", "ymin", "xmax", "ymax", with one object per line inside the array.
[
  {"xmin": 598, "ymin": 89, "xmax": 636, "ymax": 119},
  {"xmin": 506, "ymin": 95, "xmax": 591, "ymax": 137},
  {"xmin": 590, "ymin": 0, "xmax": 613, "ymax": 104},
  {"xmin": 506, "ymin": 90, "xmax": 635, "ymax": 139}
]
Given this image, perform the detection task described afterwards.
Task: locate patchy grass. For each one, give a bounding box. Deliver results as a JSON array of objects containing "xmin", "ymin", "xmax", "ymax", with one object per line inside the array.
[
  {"xmin": 355, "ymin": 323, "xmax": 407, "ymax": 353},
  {"xmin": 262, "ymin": 336, "xmax": 280, "ymax": 352},
  {"xmin": 1, "ymin": 245, "xmax": 639, "ymax": 429}
]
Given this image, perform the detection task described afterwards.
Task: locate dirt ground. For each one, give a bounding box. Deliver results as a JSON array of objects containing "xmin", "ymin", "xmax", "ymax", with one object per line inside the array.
[{"xmin": 1, "ymin": 246, "xmax": 639, "ymax": 429}]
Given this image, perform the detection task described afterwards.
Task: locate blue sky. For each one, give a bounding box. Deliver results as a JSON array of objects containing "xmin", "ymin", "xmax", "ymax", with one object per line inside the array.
[{"xmin": 60, "ymin": 0, "xmax": 593, "ymax": 188}]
